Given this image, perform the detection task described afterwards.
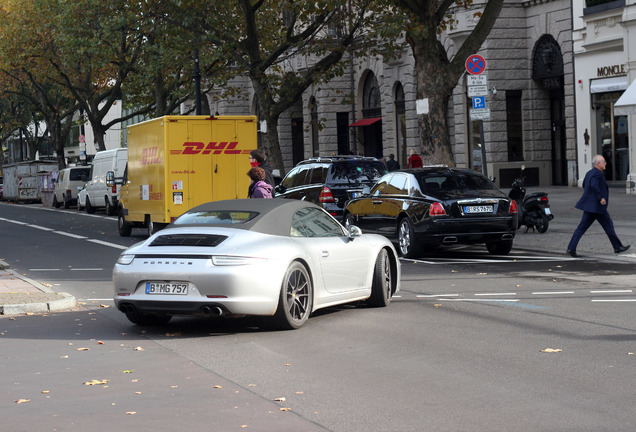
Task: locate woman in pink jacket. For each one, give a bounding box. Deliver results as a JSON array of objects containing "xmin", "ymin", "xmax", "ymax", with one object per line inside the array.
[{"xmin": 247, "ymin": 167, "xmax": 273, "ymax": 198}]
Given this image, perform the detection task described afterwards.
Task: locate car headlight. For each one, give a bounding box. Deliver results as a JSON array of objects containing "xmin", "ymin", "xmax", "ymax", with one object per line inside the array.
[
  {"xmin": 211, "ymin": 256, "xmax": 267, "ymax": 266},
  {"xmin": 117, "ymin": 254, "xmax": 135, "ymax": 265}
]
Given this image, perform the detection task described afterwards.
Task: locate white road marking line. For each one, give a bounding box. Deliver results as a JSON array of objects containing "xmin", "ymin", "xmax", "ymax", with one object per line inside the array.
[
  {"xmin": 29, "ymin": 269, "xmax": 60, "ymax": 271},
  {"xmin": 591, "ymin": 299, "xmax": 636, "ymax": 302},
  {"xmin": 70, "ymin": 268, "xmax": 104, "ymax": 271},
  {"xmin": 440, "ymin": 299, "xmax": 520, "ymax": 302},
  {"xmin": 54, "ymin": 231, "xmax": 88, "ymax": 239},
  {"xmin": 29, "ymin": 224, "xmax": 55, "ymax": 231},
  {"xmin": 474, "ymin": 293, "xmax": 516, "ymax": 296},
  {"xmin": 87, "ymin": 239, "xmax": 128, "ymax": 250},
  {"xmin": 532, "ymin": 291, "xmax": 575, "ymax": 295},
  {"xmin": 589, "ymin": 289, "xmax": 633, "ymax": 294},
  {"xmin": 417, "ymin": 294, "xmax": 460, "ymax": 298}
]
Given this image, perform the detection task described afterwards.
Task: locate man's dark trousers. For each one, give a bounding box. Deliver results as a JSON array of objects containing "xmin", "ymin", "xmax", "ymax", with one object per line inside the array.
[{"xmin": 567, "ymin": 210, "xmax": 622, "ymax": 251}]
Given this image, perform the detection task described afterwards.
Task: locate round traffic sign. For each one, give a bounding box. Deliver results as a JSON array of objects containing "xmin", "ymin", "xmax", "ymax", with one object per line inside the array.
[{"xmin": 466, "ymin": 55, "xmax": 486, "ymax": 75}]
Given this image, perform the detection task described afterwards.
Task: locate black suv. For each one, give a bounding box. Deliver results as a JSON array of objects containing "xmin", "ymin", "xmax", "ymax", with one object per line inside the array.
[{"xmin": 275, "ymin": 156, "xmax": 388, "ymax": 221}]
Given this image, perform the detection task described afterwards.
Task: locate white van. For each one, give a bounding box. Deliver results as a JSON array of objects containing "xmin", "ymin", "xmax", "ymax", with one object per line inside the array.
[
  {"xmin": 84, "ymin": 148, "xmax": 128, "ymax": 215},
  {"xmin": 53, "ymin": 166, "xmax": 91, "ymax": 209}
]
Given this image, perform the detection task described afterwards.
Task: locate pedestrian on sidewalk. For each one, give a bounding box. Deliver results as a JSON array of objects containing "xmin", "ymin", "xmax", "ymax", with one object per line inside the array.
[
  {"xmin": 247, "ymin": 167, "xmax": 273, "ymax": 199},
  {"xmin": 566, "ymin": 154, "xmax": 630, "ymax": 257},
  {"xmin": 407, "ymin": 149, "xmax": 423, "ymax": 168}
]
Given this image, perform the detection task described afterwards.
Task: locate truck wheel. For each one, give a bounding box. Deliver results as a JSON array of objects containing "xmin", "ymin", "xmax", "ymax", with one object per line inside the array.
[
  {"xmin": 118, "ymin": 212, "xmax": 132, "ymax": 237},
  {"xmin": 85, "ymin": 197, "xmax": 95, "ymax": 214},
  {"xmin": 53, "ymin": 195, "xmax": 60, "ymax": 208}
]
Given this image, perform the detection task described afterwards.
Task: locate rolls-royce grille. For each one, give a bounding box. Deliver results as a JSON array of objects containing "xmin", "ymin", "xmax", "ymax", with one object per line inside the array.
[{"xmin": 150, "ymin": 234, "xmax": 228, "ymax": 247}]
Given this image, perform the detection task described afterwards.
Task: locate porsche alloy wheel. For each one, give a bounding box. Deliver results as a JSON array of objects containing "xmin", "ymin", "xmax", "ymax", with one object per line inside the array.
[
  {"xmin": 274, "ymin": 261, "xmax": 313, "ymax": 330},
  {"xmin": 368, "ymin": 249, "xmax": 392, "ymax": 307}
]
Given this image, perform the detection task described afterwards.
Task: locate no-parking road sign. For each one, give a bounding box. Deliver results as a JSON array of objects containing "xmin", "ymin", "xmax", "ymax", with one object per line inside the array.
[{"xmin": 466, "ymin": 54, "xmax": 486, "ymax": 75}]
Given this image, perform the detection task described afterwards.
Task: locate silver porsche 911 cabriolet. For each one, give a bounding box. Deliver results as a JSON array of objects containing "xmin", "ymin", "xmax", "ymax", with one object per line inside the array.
[{"xmin": 113, "ymin": 198, "xmax": 400, "ymax": 329}]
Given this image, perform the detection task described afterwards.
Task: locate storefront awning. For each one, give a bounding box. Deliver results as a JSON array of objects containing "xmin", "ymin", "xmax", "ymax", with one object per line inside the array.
[
  {"xmin": 590, "ymin": 76, "xmax": 628, "ymax": 94},
  {"xmin": 614, "ymin": 78, "xmax": 636, "ymax": 116},
  {"xmin": 349, "ymin": 117, "xmax": 382, "ymax": 127}
]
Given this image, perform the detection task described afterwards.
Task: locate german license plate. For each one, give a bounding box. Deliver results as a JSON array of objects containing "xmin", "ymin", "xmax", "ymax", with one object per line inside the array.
[
  {"xmin": 146, "ymin": 282, "xmax": 188, "ymax": 295},
  {"xmin": 464, "ymin": 205, "xmax": 493, "ymax": 214},
  {"xmin": 544, "ymin": 207, "xmax": 551, "ymax": 215}
]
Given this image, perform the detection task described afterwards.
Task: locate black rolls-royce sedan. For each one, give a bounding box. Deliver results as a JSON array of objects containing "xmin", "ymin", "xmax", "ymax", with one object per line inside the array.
[{"xmin": 343, "ymin": 167, "xmax": 518, "ymax": 257}]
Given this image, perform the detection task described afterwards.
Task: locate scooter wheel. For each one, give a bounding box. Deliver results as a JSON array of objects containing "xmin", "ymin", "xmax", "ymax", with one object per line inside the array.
[{"xmin": 536, "ymin": 213, "xmax": 549, "ymax": 233}]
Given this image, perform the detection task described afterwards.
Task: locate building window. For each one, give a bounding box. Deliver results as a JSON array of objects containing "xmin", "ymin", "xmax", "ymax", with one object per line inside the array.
[
  {"xmin": 395, "ymin": 83, "xmax": 406, "ymax": 167},
  {"xmin": 506, "ymin": 90, "xmax": 523, "ymax": 161},
  {"xmin": 336, "ymin": 112, "xmax": 349, "ymax": 155}
]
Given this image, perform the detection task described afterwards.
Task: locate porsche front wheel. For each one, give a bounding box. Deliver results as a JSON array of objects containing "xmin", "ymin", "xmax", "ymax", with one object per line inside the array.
[
  {"xmin": 367, "ymin": 249, "xmax": 392, "ymax": 307},
  {"xmin": 274, "ymin": 261, "xmax": 313, "ymax": 330}
]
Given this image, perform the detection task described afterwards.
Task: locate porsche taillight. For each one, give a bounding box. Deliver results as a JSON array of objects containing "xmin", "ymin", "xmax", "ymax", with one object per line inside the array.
[
  {"xmin": 430, "ymin": 202, "xmax": 446, "ymax": 216},
  {"xmin": 319, "ymin": 187, "xmax": 335, "ymax": 203}
]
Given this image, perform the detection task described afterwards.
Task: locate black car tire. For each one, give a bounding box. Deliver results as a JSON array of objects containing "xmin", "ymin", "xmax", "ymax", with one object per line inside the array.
[
  {"xmin": 85, "ymin": 197, "xmax": 96, "ymax": 214},
  {"xmin": 536, "ymin": 213, "xmax": 549, "ymax": 233},
  {"xmin": 398, "ymin": 217, "xmax": 419, "ymax": 258},
  {"xmin": 344, "ymin": 213, "xmax": 355, "ymax": 229},
  {"xmin": 273, "ymin": 261, "xmax": 313, "ymax": 330},
  {"xmin": 118, "ymin": 212, "xmax": 132, "ymax": 237},
  {"xmin": 53, "ymin": 195, "xmax": 60, "ymax": 208},
  {"xmin": 486, "ymin": 239, "xmax": 513, "ymax": 255},
  {"xmin": 367, "ymin": 248, "xmax": 392, "ymax": 307},
  {"xmin": 125, "ymin": 310, "xmax": 172, "ymax": 326},
  {"xmin": 105, "ymin": 197, "xmax": 115, "ymax": 216}
]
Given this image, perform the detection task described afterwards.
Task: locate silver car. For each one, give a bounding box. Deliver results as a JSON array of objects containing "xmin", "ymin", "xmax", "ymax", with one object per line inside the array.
[{"xmin": 113, "ymin": 199, "xmax": 400, "ymax": 329}]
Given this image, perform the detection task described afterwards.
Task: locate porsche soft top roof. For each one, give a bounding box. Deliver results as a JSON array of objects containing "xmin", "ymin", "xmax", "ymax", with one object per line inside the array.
[{"xmin": 172, "ymin": 198, "xmax": 328, "ymax": 237}]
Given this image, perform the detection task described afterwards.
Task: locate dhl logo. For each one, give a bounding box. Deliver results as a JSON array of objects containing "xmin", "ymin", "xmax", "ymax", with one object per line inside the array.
[{"xmin": 170, "ymin": 142, "xmax": 252, "ymax": 155}]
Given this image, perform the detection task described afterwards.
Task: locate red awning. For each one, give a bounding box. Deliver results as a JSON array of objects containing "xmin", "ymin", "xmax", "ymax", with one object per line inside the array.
[{"xmin": 349, "ymin": 117, "xmax": 382, "ymax": 127}]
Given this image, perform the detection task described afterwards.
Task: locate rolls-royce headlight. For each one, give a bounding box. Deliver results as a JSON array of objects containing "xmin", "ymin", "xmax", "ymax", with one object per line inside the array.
[
  {"xmin": 211, "ymin": 256, "xmax": 267, "ymax": 266},
  {"xmin": 117, "ymin": 254, "xmax": 135, "ymax": 265}
]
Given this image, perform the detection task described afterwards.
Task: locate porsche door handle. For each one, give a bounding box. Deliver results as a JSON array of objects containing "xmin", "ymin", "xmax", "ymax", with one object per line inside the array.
[
  {"xmin": 321, "ymin": 251, "xmax": 329, "ymax": 258},
  {"xmin": 371, "ymin": 200, "xmax": 382, "ymax": 205}
]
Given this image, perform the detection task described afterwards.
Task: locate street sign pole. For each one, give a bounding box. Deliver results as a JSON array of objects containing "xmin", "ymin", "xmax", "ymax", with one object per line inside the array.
[{"xmin": 466, "ymin": 54, "xmax": 489, "ymax": 178}]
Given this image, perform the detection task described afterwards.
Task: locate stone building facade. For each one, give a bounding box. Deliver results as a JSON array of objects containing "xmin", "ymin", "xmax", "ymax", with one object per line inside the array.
[{"xmin": 208, "ymin": 0, "xmax": 576, "ymax": 187}]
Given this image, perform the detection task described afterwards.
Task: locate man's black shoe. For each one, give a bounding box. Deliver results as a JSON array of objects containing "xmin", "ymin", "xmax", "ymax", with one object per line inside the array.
[
  {"xmin": 615, "ymin": 245, "xmax": 630, "ymax": 254},
  {"xmin": 566, "ymin": 249, "xmax": 578, "ymax": 257}
]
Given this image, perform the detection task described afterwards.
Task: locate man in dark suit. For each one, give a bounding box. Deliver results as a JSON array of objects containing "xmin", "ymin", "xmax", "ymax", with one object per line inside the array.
[{"xmin": 566, "ymin": 155, "xmax": 630, "ymax": 257}]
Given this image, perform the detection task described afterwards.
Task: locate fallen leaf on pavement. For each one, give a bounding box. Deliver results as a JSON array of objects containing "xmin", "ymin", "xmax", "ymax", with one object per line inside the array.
[
  {"xmin": 213, "ymin": 385, "xmax": 222, "ymax": 389},
  {"xmin": 274, "ymin": 397, "xmax": 286, "ymax": 402},
  {"xmin": 76, "ymin": 348, "xmax": 90, "ymax": 351},
  {"xmin": 41, "ymin": 390, "xmax": 50, "ymax": 394},
  {"xmin": 97, "ymin": 341, "xmax": 104, "ymax": 345},
  {"xmin": 540, "ymin": 348, "xmax": 562, "ymax": 353},
  {"xmin": 84, "ymin": 379, "xmax": 109, "ymax": 386},
  {"xmin": 15, "ymin": 399, "xmax": 31, "ymax": 404},
  {"xmin": 122, "ymin": 370, "xmax": 134, "ymax": 374},
  {"xmin": 134, "ymin": 346, "xmax": 144, "ymax": 351},
  {"xmin": 279, "ymin": 408, "xmax": 291, "ymax": 411},
  {"xmin": 126, "ymin": 412, "xmax": 136, "ymax": 415}
]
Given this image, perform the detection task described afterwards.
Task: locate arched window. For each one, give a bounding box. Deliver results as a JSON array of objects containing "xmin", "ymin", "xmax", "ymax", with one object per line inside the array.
[{"xmin": 363, "ymin": 73, "xmax": 381, "ymax": 118}]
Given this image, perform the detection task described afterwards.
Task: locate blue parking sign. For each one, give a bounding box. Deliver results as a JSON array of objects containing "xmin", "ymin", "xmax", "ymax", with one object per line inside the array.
[{"xmin": 472, "ymin": 96, "xmax": 486, "ymax": 109}]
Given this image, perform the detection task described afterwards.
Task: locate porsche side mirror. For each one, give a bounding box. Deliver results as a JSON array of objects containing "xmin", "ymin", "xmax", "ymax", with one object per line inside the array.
[{"xmin": 348, "ymin": 225, "xmax": 362, "ymax": 239}]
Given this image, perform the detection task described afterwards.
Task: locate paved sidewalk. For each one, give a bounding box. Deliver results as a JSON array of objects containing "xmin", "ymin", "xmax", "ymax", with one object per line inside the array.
[
  {"xmin": 1, "ymin": 185, "xmax": 634, "ymax": 315},
  {"xmin": 0, "ymin": 260, "xmax": 76, "ymax": 315}
]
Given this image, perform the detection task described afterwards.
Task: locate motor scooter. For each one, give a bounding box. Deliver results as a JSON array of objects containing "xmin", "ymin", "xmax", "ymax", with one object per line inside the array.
[{"xmin": 508, "ymin": 170, "xmax": 554, "ymax": 233}]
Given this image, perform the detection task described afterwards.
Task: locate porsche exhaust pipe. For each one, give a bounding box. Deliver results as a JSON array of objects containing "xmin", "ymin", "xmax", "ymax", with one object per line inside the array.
[
  {"xmin": 502, "ymin": 234, "xmax": 514, "ymax": 240},
  {"xmin": 202, "ymin": 306, "xmax": 223, "ymax": 316},
  {"xmin": 443, "ymin": 236, "xmax": 458, "ymax": 243}
]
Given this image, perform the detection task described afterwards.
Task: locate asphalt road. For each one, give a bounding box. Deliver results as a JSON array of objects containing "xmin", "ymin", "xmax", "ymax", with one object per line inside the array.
[{"xmin": 2, "ymin": 198, "xmax": 636, "ymax": 431}]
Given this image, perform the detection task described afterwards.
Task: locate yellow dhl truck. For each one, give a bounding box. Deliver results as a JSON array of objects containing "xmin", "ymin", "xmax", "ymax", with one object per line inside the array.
[{"xmin": 113, "ymin": 115, "xmax": 257, "ymax": 236}]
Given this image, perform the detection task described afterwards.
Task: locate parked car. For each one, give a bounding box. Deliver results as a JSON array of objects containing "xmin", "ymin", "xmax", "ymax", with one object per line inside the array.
[
  {"xmin": 275, "ymin": 156, "xmax": 388, "ymax": 221},
  {"xmin": 343, "ymin": 167, "xmax": 518, "ymax": 257},
  {"xmin": 53, "ymin": 166, "xmax": 91, "ymax": 209},
  {"xmin": 77, "ymin": 184, "xmax": 88, "ymax": 211},
  {"xmin": 84, "ymin": 148, "xmax": 127, "ymax": 215},
  {"xmin": 113, "ymin": 198, "xmax": 400, "ymax": 329}
]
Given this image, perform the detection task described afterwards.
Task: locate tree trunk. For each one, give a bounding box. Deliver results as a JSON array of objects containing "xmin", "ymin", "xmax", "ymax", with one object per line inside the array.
[
  {"xmin": 261, "ymin": 114, "xmax": 284, "ymax": 175},
  {"xmin": 410, "ymin": 37, "xmax": 455, "ymax": 167}
]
